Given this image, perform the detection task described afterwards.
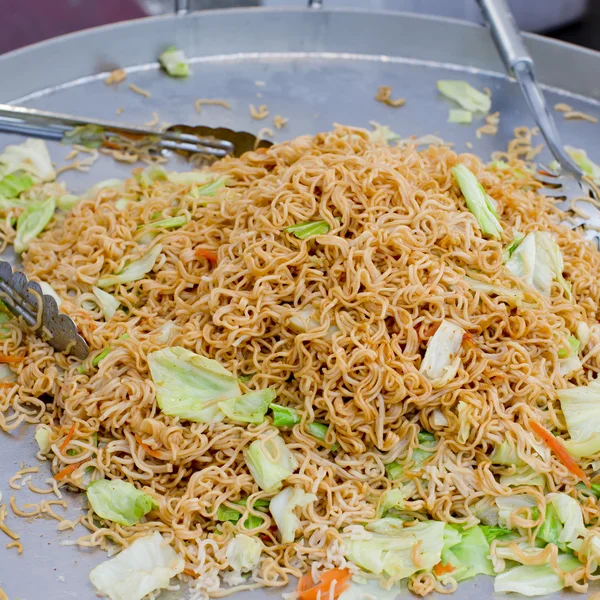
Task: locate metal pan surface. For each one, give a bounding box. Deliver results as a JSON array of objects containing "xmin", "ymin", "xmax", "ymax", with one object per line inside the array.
[{"xmin": 0, "ymin": 7, "xmax": 599, "ymax": 599}]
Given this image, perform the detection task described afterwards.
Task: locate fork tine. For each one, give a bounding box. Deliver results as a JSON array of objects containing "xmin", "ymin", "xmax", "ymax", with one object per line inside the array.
[
  {"xmin": 533, "ymin": 172, "xmax": 561, "ymax": 186},
  {"xmin": 538, "ymin": 186, "xmax": 567, "ymax": 199}
]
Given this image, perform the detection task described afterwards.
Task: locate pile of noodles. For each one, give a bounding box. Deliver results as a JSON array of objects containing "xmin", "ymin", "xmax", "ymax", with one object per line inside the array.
[{"xmin": 2, "ymin": 125, "xmax": 600, "ymax": 596}]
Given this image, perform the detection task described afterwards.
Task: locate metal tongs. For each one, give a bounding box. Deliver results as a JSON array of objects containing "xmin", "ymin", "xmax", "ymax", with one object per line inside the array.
[
  {"xmin": 0, "ymin": 261, "xmax": 88, "ymax": 359},
  {"xmin": 0, "ymin": 104, "xmax": 272, "ymax": 159},
  {"xmin": 476, "ymin": 0, "xmax": 600, "ymax": 241},
  {"xmin": 0, "ymin": 97, "xmax": 274, "ymax": 359}
]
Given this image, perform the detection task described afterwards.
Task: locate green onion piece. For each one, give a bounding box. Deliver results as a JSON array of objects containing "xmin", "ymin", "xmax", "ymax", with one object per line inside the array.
[
  {"xmin": 238, "ymin": 373, "xmax": 255, "ymax": 383},
  {"xmin": 66, "ymin": 448, "xmax": 79, "ymax": 456},
  {"xmin": 285, "ymin": 220, "xmax": 331, "ymax": 240},
  {"xmin": 576, "ymin": 482, "xmax": 600, "ymax": 498},
  {"xmin": 92, "ymin": 347, "xmax": 111, "ymax": 368},
  {"xmin": 306, "ymin": 421, "xmax": 329, "ymax": 441},
  {"xmin": 62, "ymin": 124, "xmax": 105, "ymax": 149},
  {"xmin": 0, "ymin": 172, "xmax": 35, "ymax": 199},
  {"xmin": 270, "ymin": 403, "xmax": 301, "ymax": 428},
  {"xmin": 385, "ymin": 461, "xmax": 404, "ymax": 481}
]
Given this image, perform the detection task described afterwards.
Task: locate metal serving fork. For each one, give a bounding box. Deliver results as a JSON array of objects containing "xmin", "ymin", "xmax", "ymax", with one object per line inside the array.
[{"xmin": 476, "ymin": 0, "xmax": 600, "ymax": 239}]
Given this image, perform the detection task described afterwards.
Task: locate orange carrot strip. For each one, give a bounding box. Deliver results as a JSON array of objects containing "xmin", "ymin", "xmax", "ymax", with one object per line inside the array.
[
  {"xmin": 0, "ymin": 355, "xmax": 23, "ymax": 364},
  {"xmin": 433, "ymin": 562, "xmax": 455, "ymax": 576},
  {"xmin": 135, "ymin": 433, "xmax": 163, "ymax": 459},
  {"xmin": 183, "ymin": 568, "xmax": 198, "ymax": 578},
  {"xmin": 194, "ymin": 248, "xmax": 218, "ymax": 264},
  {"xmin": 297, "ymin": 568, "xmax": 351, "ymax": 600},
  {"xmin": 530, "ymin": 421, "xmax": 590, "ymax": 487},
  {"xmin": 59, "ymin": 423, "xmax": 76, "ymax": 453},
  {"xmin": 54, "ymin": 462, "xmax": 83, "ymax": 481},
  {"xmin": 0, "ymin": 382, "xmax": 16, "ymax": 389},
  {"xmin": 298, "ymin": 573, "xmax": 314, "ymax": 593}
]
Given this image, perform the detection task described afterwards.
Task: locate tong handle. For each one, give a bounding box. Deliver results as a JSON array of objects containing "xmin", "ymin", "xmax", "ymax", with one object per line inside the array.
[{"xmin": 475, "ymin": 0, "xmax": 533, "ymax": 73}]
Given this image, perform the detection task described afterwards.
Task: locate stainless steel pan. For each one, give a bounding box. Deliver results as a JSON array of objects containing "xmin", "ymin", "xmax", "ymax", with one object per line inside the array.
[{"xmin": 1, "ymin": 6, "xmax": 599, "ymax": 599}]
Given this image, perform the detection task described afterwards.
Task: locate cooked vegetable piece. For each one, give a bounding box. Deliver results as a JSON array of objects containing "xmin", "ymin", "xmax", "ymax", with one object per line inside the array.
[
  {"xmin": 158, "ymin": 46, "xmax": 190, "ymax": 78},
  {"xmin": 148, "ymin": 347, "xmax": 240, "ymax": 423},
  {"xmin": 452, "ymin": 164, "xmax": 502, "ymax": 239},
  {"xmin": 87, "ymin": 479, "xmax": 156, "ymax": 526}
]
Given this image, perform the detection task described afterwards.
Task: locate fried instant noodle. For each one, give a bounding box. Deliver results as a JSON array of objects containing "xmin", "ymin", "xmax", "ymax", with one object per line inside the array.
[{"xmin": 2, "ymin": 125, "xmax": 600, "ymax": 595}]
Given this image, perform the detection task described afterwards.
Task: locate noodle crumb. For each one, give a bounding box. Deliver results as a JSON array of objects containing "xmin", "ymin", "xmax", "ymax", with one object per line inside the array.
[
  {"xmin": 105, "ymin": 68, "xmax": 127, "ymax": 86},
  {"xmin": 375, "ymin": 85, "xmax": 406, "ymax": 108},
  {"xmin": 249, "ymin": 104, "xmax": 269, "ymax": 120},
  {"xmin": 128, "ymin": 83, "xmax": 152, "ymax": 99}
]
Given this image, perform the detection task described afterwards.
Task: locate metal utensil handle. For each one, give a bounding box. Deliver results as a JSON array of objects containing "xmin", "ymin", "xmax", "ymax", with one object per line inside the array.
[
  {"xmin": 476, "ymin": 0, "xmax": 533, "ymax": 72},
  {"xmin": 477, "ymin": 0, "xmax": 582, "ymax": 176}
]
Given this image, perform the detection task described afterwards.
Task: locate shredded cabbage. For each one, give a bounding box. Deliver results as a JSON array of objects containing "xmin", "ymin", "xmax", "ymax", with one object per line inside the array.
[
  {"xmin": 565, "ymin": 145, "xmax": 600, "ymax": 183},
  {"xmin": 496, "ymin": 494, "xmax": 537, "ymax": 529},
  {"xmin": 148, "ymin": 347, "xmax": 240, "ymax": 422},
  {"xmin": 39, "ymin": 281, "xmax": 62, "ymax": 307},
  {"xmin": 448, "ymin": 108, "xmax": 473, "ymax": 124},
  {"xmin": 420, "ymin": 319, "xmax": 465, "ymax": 385},
  {"xmin": 493, "ymin": 554, "xmax": 582, "ymax": 596},
  {"xmin": 499, "ymin": 466, "xmax": 545, "ymax": 487},
  {"xmin": 465, "ymin": 276, "xmax": 523, "ymax": 306},
  {"xmin": 437, "ymin": 80, "xmax": 491, "ymax": 113},
  {"xmin": 547, "ymin": 493, "xmax": 586, "ymax": 546},
  {"xmin": 226, "ymin": 534, "xmax": 263, "ymax": 573},
  {"xmin": 0, "ymin": 172, "xmax": 34, "ymax": 199},
  {"xmin": 490, "ymin": 440, "xmax": 525, "ymax": 467},
  {"xmin": 269, "ymin": 486, "xmax": 316, "ymax": 543},
  {"xmin": 219, "ymin": 388, "xmax": 277, "ymax": 424},
  {"xmin": 159, "ymin": 46, "xmax": 190, "ymax": 77},
  {"xmin": 377, "ymin": 489, "xmax": 404, "ymax": 518},
  {"xmin": 87, "ymin": 479, "xmax": 156, "ymax": 526},
  {"xmin": 440, "ymin": 525, "xmax": 494, "ymax": 582},
  {"xmin": 343, "ymin": 519, "xmax": 445, "ymax": 579},
  {"xmin": 369, "ymin": 124, "xmax": 401, "ymax": 145},
  {"xmin": 34, "ymin": 424, "xmax": 52, "ymax": 454},
  {"xmin": 506, "ymin": 231, "xmax": 570, "ymax": 298},
  {"xmin": 244, "ymin": 433, "xmax": 297, "ymax": 492},
  {"xmin": 0, "ymin": 138, "xmax": 56, "ymax": 182},
  {"xmin": 452, "ymin": 164, "xmax": 502, "ymax": 239},
  {"xmin": 92, "ymin": 286, "xmax": 120, "ymax": 320},
  {"xmin": 89, "ymin": 531, "xmax": 184, "ymax": 600},
  {"xmin": 97, "ymin": 244, "xmax": 162, "ymax": 288},
  {"xmin": 14, "ymin": 196, "xmax": 55, "ymax": 253},
  {"xmin": 558, "ymin": 379, "xmax": 600, "ymax": 457}
]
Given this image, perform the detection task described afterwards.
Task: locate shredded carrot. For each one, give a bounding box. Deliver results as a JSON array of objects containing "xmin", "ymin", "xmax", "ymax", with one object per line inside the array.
[
  {"xmin": 0, "ymin": 355, "xmax": 23, "ymax": 364},
  {"xmin": 183, "ymin": 567, "xmax": 198, "ymax": 578},
  {"xmin": 53, "ymin": 462, "xmax": 83, "ymax": 481},
  {"xmin": 297, "ymin": 568, "xmax": 350, "ymax": 600},
  {"xmin": 462, "ymin": 332, "xmax": 477, "ymax": 349},
  {"xmin": 194, "ymin": 248, "xmax": 218, "ymax": 264},
  {"xmin": 433, "ymin": 562, "xmax": 455, "ymax": 576},
  {"xmin": 530, "ymin": 421, "xmax": 590, "ymax": 487},
  {"xmin": 135, "ymin": 433, "xmax": 162, "ymax": 459},
  {"xmin": 0, "ymin": 383, "xmax": 16, "ymax": 389},
  {"xmin": 59, "ymin": 423, "xmax": 76, "ymax": 453}
]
